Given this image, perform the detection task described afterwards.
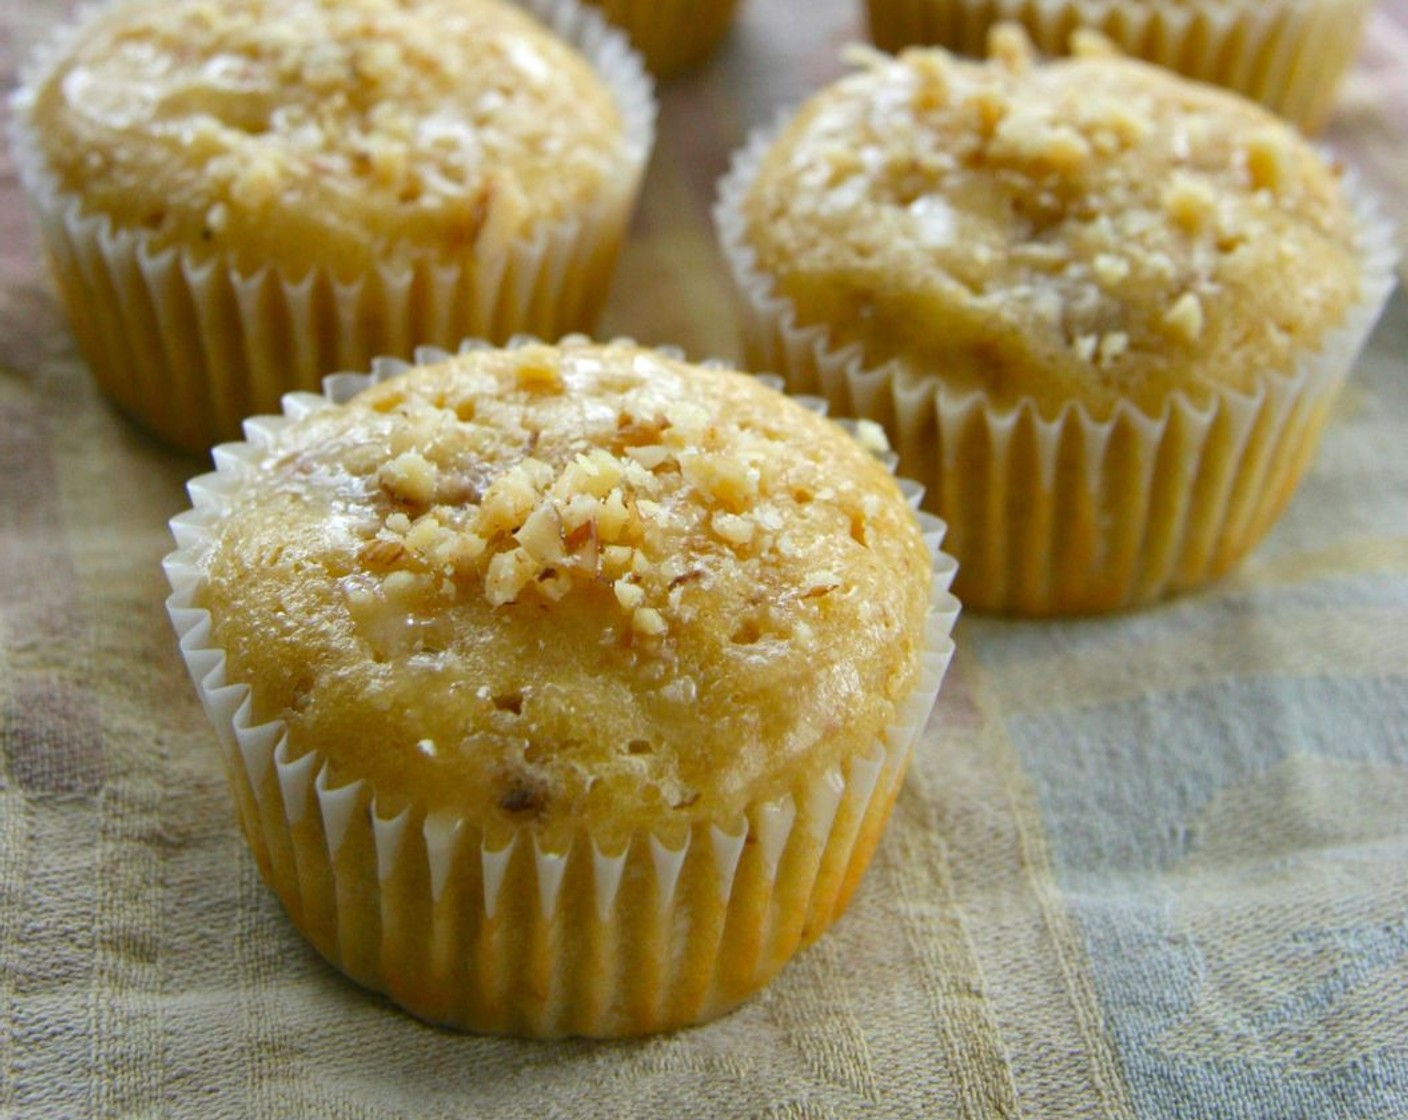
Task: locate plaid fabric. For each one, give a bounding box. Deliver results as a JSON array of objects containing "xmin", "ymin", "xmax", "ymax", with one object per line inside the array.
[{"xmin": 2, "ymin": 1, "xmax": 1405, "ymax": 1116}]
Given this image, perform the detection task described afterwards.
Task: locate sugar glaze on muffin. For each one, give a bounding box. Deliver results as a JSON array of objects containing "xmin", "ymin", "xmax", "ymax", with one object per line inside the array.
[{"xmin": 203, "ymin": 341, "xmax": 932, "ymax": 848}]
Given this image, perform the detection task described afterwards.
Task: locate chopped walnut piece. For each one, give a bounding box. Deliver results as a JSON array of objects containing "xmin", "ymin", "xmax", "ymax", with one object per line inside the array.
[
  {"xmin": 1098, "ymin": 332, "xmax": 1129, "ymax": 365},
  {"xmin": 557, "ymin": 450, "xmax": 623, "ymax": 500},
  {"xmin": 404, "ymin": 515, "xmax": 448, "ymax": 556},
  {"xmin": 990, "ymin": 108, "xmax": 1091, "ymax": 171},
  {"xmin": 711, "ymin": 510, "xmax": 756, "ymax": 547},
  {"xmin": 1245, "ymin": 129, "xmax": 1291, "ymax": 194},
  {"xmin": 358, "ymin": 537, "xmax": 407, "ymax": 570},
  {"xmin": 515, "ymin": 359, "xmax": 564, "ymax": 394},
  {"xmin": 477, "ymin": 459, "xmax": 549, "ymax": 535},
  {"xmin": 632, "ymin": 606, "xmax": 667, "ymax": 636},
  {"xmin": 988, "ymin": 23, "xmax": 1034, "ymax": 72},
  {"xmin": 613, "ymin": 577, "xmax": 645, "ymax": 610},
  {"xmin": 1164, "ymin": 292, "xmax": 1205, "ymax": 342},
  {"xmin": 625, "ymin": 445, "xmax": 670, "ymax": 470},
  {"xmin": 484, "ymin": 548, "xmax": 537, "ymax": 607},
  {"xmin": 1092, "ymin": 253, "xmax": 1130, "ymax": 288},
  {"xmin": 1163, "ymin": 174, "xmax": 1217, "ymax": 234},
  {"xmin": 597, "ymin": 489, "xmax": 631, "ymax": 540},
  {"xmin": 514, "ymin": 504, "xmax": 565, "ymax": 565},
  {"xmin": 379, "ymin": 451, "xmax": 438, "ymax": 505},
  {"xmin": 679, "ymin": 452, "xmax": 758, "ymax": 511},
  {"xmin": 1069, "ymin": 29, "xmax": 1120, "ymax": 58},
  {"xmin": 853, "ymin": 419, "xmax": 891, "ymax": 455},
  {"xmin": 382, "ymin": 569, "xmax": 425, "ymax": 602}
]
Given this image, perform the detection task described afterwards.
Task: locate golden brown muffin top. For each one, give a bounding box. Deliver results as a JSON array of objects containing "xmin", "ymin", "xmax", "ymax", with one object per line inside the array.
[
  {"xmin": 741, "ymin": 30, "xmax": 1362, "ymax": 419},
  {"xmin": 26, "ymin": 0, "xmax": 625, "ymax": 279},
  {"xmin": 202, "ymin": 342, "xmax": 933, "ymax": 845}
]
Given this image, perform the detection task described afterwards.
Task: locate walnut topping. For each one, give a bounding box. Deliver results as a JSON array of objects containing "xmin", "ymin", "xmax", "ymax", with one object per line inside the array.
[
  {"xmin": 1164, "ymin": 291, "xmax": 1205, "ymax": 342},
  {"xmin": 853, "ymin": 419, "xmax": 891, "ymax": 455},
  {"xmin": 1163, "ymin": 173, "xmax": 1217, "ymax": 235},
  {"xmin": 678, "ymin": 452, "xmax": 758, "ymax": 511},
  {"xmin": 1097, "ymin": 332, "xmax": 1129, "ymax": 366},
  {"xmin": 631, "ymin": 606, "xmax": 667, "ymax": 636},
  {"xmin": 988, "ymin": 23, "xmax": 1034, "ymax": 72},
  {"xmin": 1092, "ymin": 253, "xmax": 1130, "ymax": 288},
  {"xmin": 515, "ymin": 359, "xmax": 564, "ymax": 394},
  {"xmin": 613, "ymin": 578, "xmax": 645, "ymax": 610},
  {"xmin": 1245, "ymin": 129, "xmax": 1292, "ymax": 195},
  {"xmin": 990, "ymin": 107, "xmax": 1092, "ymax": 171},
  {"xmin": 379, "ymin": 451, "xmax": 438, "ymax": 505},
  {"xmin": 358, "ymin": 537, "xmax": 407, "ymax": 570},
  {"xmin": 337, "ymin": 345, "xmax": 890, "ymax": 657},
  {"xmin": 710, "ymin": 510, "xmax": 756, "ymax": 548},
  {"xmin": 1069, "ymin": 29, "xmax": 1120, "ymax": 58},
  {"xmin": 230, "ymin": 155, "xmax": 281, "ymax": 209},
  {"xmin": 484, "ymin": 547, "xmax": 537, "ymax": 607}
]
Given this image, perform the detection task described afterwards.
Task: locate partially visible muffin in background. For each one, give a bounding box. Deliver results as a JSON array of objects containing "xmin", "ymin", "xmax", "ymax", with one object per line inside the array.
[
  {"xmin": 164, "ymin": 338, "xmax": 958, "ymax": 1037},
  {"xmin": 585, "ymin": 0, "xmax": 743, "ymax": 77},
  {"xmin": 717, "ymin": 28, "xmax": 1395, "ymax": 615},
  {"xmin": 10, "ymin": 0, "xmax": 654, "ymax": 453},
  {"xmin": 862, "ymin": 0, "xmax": 1373, "ymax": 132}
]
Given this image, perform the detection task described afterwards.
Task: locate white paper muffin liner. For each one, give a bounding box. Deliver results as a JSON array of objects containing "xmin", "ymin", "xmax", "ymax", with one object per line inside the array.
[
  {"xmin": 586, "ymin": 0, "xmax": 743, "ymax": 77},
  {"xmin": 8, "ymin": 0, "xmax": 657, "ymax": 455},
  {"xmin": 162, "ymin": 337, "xmax": 960, "ymax": 1037},
  {"xmin": 863, "ymin": 0, "xmax": 1372, "ymax": 131},
  {"xmin": 716, "ymin": 117, "xmax": 1398, "ymax": 615}
]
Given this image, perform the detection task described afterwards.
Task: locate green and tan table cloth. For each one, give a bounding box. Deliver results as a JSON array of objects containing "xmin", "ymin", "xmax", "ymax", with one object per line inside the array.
[{"xmin": 2, "ymin": 0, "xmax": 1406, "ymax": 1115}]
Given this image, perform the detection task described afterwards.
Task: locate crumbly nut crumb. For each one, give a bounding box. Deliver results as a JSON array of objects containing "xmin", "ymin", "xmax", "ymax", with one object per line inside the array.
[
  {"xmin": 631, "ymin": 606, "xmax": 668, "ymax": 636},
  {"xmin": 853, "ymin": 419, "xmax": 891, "ymax": 455},
  {"xmin": 381, "ymin": 569, "xmax": 424, "ymax": 601},
  {"xmin": 484, "ymin": 547, "xmax": 537, "ymax": 607},
  {"xmin": 990, "ymin": 107, "xmax": 1091, "ymax": 170},
  {"xmin": 515, "ymin": 359, "xmax": 564, "ymax": 394},
  {"xmin": 711, "ymin": 510, "xmax": 756, "ymax": 547},
  {"xmin": 1092, "ymin": 253, "xmax": 1130, "ymax": 288},
  {"xmin": 1163, "ymin": 174, "xmax": 1217, "ymax": 234},
  {"xmin": 1097, "ymin": 332, "xmax": 1129, "ymax": 366},
  {"xmin": 1069, "ymin": 28, "xmax": 1120, "ymax": 58},
  {"xmin": 1164, "ymin": 291, "xmax": 1205, "ymax": 342},
  {"xmin": 1245, "ymin": 129, "xmax": 1292, "ymax": 195},
  {"xmin": 988, "ymin": 23, "xmax": 1034, "ymax": 72},
  {"xmin": 679, "ymin": 452, "xmax": 758, "ymax": 511},
  {"xmin": 358, "ymin": 537, "xmax": 407, "ymax": 570},
  {"xmin": 613, "ymin": 577, "xmax": 645, "ymax": 610},
  {"xmin": 379, "ymin": 451, "xmax": 438, "ymax": 505}
]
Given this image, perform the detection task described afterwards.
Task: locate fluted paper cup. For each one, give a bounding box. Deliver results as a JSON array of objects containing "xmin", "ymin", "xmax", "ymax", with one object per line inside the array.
[
  {"xmin": 162, "ymin": 339, "xmax": 960, "ymax": 1037},
  {"xmin": 9, "ymin": 0, "xmax": 657, "ymax": 455},
  {"xmin": 716, "ymin": 120, "xmax": 1397, "ymax": 616},
  {"xmin": 586, "ymin": 0, "xmax": 743, "ymax": 77},
  {"xmin": 864, "ymin": 0, "xmax": 1372, "ymax": 131}
]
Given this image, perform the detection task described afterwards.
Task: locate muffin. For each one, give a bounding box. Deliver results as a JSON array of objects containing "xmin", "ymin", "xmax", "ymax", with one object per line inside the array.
[
  {"xmin": 864, "ymin": 0, "xmax": 1373, "ymax": 131},
  {"xmin": 10, "ymin": 0, "xmax": 654, "ymax": 454},
  {"xmin": 585, "ymin": 0, "xmax": 743, "ymax": 77},
  {"xmin": 163, "ymin": 338, "xmax": 959, "ymax": 1037},
  {"xmin": 716, "ymin": 30, "xmax": 1396, "ymax": 615}
]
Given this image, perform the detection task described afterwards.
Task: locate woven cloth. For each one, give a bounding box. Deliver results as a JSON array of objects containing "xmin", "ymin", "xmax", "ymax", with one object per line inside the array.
[{"xmin": 2, "ymin": 1, "xmax": 1406, "ymax": 1116}]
